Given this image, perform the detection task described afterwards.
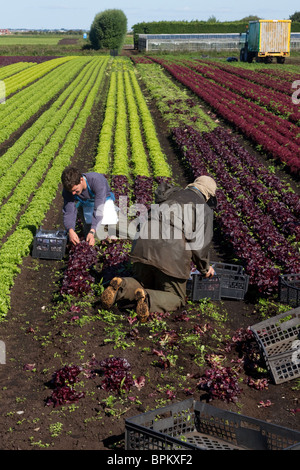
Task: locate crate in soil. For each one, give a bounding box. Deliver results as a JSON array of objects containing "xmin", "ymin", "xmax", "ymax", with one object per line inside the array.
[
  {"xmin": 212, "ymin": 261, "xmax": 249, "ymax": 300},
  {"xmin": 125, "ymin": 398, "xmax": 300, "ymax": 450},
  {"xmin": 251, "ymin": 307, "xmax": 300, "ymax": 384},
  {"xmin": 279, "ymin": 274, "xmax": 300, "ymax": 308},
  {"xmin": 187, "ymin": 274, "xmax": 221, "ymax": 301},
  {"xmin": 32, "ymin": 228, "xmax": 67, "ymax": 260},
  {"xmin": 187, "ymin": 261, "xmax": 249, "ymax": 301}
]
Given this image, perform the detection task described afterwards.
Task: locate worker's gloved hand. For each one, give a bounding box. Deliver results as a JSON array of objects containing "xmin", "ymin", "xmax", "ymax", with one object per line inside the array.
[
  {"xmin": 205, "ymin": 266, "xmax": 215, "ymax": 278},
  {"xmin": 68, "ymin": 228, "xmax": 80, "ymax": 245}
]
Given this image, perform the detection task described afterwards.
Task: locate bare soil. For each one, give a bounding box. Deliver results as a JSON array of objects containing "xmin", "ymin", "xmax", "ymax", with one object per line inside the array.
[
  {"xmin": 0, "ymin": 59, "xmax": 299, "ymax": 452},
  {"xmin": 58, "ymin": 38, "xmax": 79, "ymax": 45}
]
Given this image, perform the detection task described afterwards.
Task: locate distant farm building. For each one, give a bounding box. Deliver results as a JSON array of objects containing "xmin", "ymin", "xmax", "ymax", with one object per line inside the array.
[
  {"xmin": 137, "ymin": 33, "xmax": 300, "ymax": 52},
  {"xmin": 0, "ymin": 29, "xmax": 11, "ymax": 35}
]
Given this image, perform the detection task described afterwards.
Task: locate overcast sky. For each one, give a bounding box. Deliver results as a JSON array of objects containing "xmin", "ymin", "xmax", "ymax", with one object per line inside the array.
[{"xmin": 1, "ymin": 0, "xmax": 299, "ymax": 30}]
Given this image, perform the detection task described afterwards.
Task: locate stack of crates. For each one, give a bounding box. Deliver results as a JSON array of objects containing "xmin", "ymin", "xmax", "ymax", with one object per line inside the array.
[
  {"xmin": 125, "ymin": 398, "xmax": 300, "ymax": 450},
  {"xmin": 279, "ymin": 274, "xmax": 300, "ymax": 308},
  {"xmin": 32, "ymin": 228, "xmax": 67, "ymax": 260},
  {"xmin": 251, "ymin": 307, "xmax": 300, "ymax": 384},
  {"xmin": 187, "ymin": 261, "xmax": 249, "ymax": 301}
]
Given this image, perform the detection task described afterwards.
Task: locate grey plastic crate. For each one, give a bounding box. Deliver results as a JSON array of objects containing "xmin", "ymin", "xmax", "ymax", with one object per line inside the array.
[
  {"xmin": 251, "ymin": 307, "xmax": 300, "ymax": 384},
  {"xmin": 32, "ymin": 228, "xmax": 67, "ymax": 260},
  {"xmin": 187, "ymin": 274, "xmax": 221, "ymax": 301},
  {"xmin": 125, "ymin": 398, "xmax": 300, "ymax": 450},
  {"xmin": 212, "ymin": 261, "xmax": 249, "ymax": 300},
  {"xmin": 279, "ymin": 274, "xmax": 300, "ymax": 308},
  {"xmin": 187, "ymin": 262, "xmax": 249, "ymax": 301}
]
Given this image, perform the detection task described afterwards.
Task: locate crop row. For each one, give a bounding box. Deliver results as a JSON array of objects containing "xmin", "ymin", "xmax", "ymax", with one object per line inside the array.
[
  {"xmin": 135, "ymin": 61, "xmax": 300, "ymax": 292},
  {"xmin": 0, "ymin": 61, "xmax": 36, "ymax": 80},
  {"xmin": 3, "ymin": 56, "xmax": 73, "ymax": 97},
  {"xmin": 175, "ymin": 126, "xmax": 300, "ymax": 271},
  {"xmin": 0, "ymin": 57, "xmax": 110, "ymax": 318},
  {"xmin": 94, "ymin": 58, "xmax": 171, "ymax": 182},
  {"xmin": 125, "ymin": 69, "xmax": 153, "ymax": 177},
  {"xmin": 156, "ymin": 58, "xmax": 300, "ymax": 143},
  {"xmin": 0, "ymin": 58, "xmax": 94, "ymax": 177},
  {"xmin": 196, "ymin": 59, "xmax": 296, "ymax": 95},
  {"xmin": 149, "ymin": 57, "xmax": 300, "ymax": 175},
  {"xmin": 183, "ymin": 59, "xmax": 300, "ymax": 123},
  {"xmin": 258, "ymin": 67, "xmax": 300, "ymax": 82},
  {"xmin": 0, "ymin": 58, "xmax": 105, "ymax": 241},
  {"xmin": 137, "ymin": 63, "xmax": 299, "ymax": 219},
  {"xmin": 0, "ymin": 57, "xmax": 87, "ymax": 146},
  {"xmin": 94, "ymin": 58, "xmax": 173, "ymax": 278},
  {"xmin": 135, "ymin": 62, "xmax": 217, "ymax": 134}
]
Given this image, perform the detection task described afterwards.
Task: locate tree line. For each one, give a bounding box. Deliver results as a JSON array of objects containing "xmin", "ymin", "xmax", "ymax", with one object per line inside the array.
[{"xmin": 86, "ymin": 9, "xmax": 300, "ymax": 52}]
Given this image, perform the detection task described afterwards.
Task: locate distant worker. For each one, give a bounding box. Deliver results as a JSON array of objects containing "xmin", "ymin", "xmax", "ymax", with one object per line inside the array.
[
  {"xmin": 61, "ymin": 167, "xmax": 118, "ymax": 246},
  {"xmin": 100, "ymin": 176, "xmax": 217, "ymax": 322}
]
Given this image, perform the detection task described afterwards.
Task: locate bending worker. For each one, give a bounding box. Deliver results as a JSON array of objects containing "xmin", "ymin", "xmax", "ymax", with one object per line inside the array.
[
  {"xmin": 61, "ymin": 167, "xmax": 118, "ymax": 246},
  {"xmin": 101, "ymin": 175, "xmax": 217, "ymax": 322}
]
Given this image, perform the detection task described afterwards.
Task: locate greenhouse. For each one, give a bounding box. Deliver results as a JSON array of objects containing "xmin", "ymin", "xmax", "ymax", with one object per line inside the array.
[{"xmin": 137, "ymin": 32, "xmax": 300, "ymax": 51}]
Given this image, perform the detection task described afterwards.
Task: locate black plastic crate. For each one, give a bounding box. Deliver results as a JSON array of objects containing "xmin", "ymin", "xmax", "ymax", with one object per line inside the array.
[
  {"xmin": 125, "ymin": 398, "xmax": 300, "ymax": 450},
  {"xmin": 187, "ymin": 274, "xmax": 221, "ymax": 301},
  {"xmin": 32, "ymin": 228, "xmax": 67, "ymax": 260},
  {"xmin": 251, "ymin": 307, "xmax": 300, "ymax": 384},
  {"xmin": 187, "ymin": 262, "xmax": 249, "ymax": 301},
  {"xmin": 212, "ymin": 261, "xmax": 249, "ymax": 300},
  {"xmin": 279, "ymin": 274, "xmax": 300, "ymax": 308}
]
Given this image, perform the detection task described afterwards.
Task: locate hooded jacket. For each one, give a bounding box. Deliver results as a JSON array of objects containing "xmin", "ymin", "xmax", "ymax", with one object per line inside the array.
[{"xmin": 130, "ymin": 182, "xmax": 214, "ymax": 279}]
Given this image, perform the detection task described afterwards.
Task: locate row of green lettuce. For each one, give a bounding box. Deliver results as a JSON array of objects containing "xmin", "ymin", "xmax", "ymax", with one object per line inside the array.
[
  {"xmin": 0, "ymin": 57, "xmax": 110, "ymax": 318},
  {"xmin": 0, "ymin": 56, "xmax": 174, "ymax": 319}
]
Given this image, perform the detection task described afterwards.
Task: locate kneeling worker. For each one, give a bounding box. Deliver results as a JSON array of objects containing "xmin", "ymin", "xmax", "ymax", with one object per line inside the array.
[{"xmin": 101, "ymin": 176, "xmax": 217, "ymax": 322}]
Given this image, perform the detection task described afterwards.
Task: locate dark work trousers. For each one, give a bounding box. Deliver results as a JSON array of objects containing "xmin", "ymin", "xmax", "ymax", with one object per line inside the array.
[
  {"xmin": 115, "ymin": 262, "xmax": 187, "ymax": 313},
  {"xmin": 77, "ymin": 205, "xmax": 91, "ymax": 237}
]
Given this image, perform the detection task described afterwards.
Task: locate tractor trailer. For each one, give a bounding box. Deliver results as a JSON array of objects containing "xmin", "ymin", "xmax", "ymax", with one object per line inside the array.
[{"xmin": 240, "ymin": 19, "xmax": 291, "ymax": 63}]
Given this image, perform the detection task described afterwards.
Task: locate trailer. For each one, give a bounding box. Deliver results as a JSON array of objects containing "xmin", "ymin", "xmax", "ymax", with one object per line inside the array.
[{"xmin": 240, "ymin": 19, "xmax": 291, "ymax": 63}]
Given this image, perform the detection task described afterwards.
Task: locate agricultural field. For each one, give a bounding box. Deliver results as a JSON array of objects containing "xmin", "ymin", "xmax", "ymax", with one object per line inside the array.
[
  {"xmin": 0, "ymin": 35, "xmax": 64, "ymax": 45},
  {"xmin": 0, "ymin": 34, "xmax": 89, "ymax": 57},
  {"xmin": 0, "ymin": 53, "xmax": 299, "ymax": 451}
]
